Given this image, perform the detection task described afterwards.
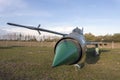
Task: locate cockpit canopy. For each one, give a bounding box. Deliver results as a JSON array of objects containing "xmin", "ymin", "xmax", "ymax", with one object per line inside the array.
[{"xmin": 72, "ymin": 27, "xmax": 83, "ymax": 35}]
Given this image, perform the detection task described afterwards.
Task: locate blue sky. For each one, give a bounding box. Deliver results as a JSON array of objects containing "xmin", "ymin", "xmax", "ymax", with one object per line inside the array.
[{"xmin": 0, "ymin": 0, "xmax": 120, "ymax": 36}]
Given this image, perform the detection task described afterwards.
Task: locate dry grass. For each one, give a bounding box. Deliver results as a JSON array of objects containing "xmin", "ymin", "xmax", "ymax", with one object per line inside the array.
[
  {"xmin": 0, "ymin": 41, "xmax": 56, "ymax": 47},
  {"xmin": 0, "ymin": 41, "xmax": 120, "ymax": 48},
  {"xmin": 0, "ymin": 41, "xmax": 120, "ymax": 80}
]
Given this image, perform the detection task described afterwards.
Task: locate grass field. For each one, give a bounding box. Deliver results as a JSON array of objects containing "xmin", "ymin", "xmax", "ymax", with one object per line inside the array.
[{"xmin": 0, "ymin": 45, "xmax": 120, "ymax": 80}]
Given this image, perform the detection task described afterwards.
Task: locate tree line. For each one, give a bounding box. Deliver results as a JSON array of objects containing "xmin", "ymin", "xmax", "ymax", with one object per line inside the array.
[
  {"xmin": 85, "ymin": 33, "xmax": 120, "ymax": 42},
  {"xmin": 0, "ymin": 33, "xmax": 60, "ymax": 42},
  {"xmin": 0, "ymin": 32, "xmax": 120, "ymax": 42}
]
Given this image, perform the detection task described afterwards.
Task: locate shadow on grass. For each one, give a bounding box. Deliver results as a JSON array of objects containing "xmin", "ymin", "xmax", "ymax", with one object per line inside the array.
[
  {"xmin": 86, "ymin": 48, "xmax": 100, "ymax": 64},
  {"xmin": 100, "ymin": 49, "xmax": 111, "ymax": 52},
  {"xmin": 0, "ymin": 46, "xmax": 24, "ymax": 49},
  {"xmin": 86, "ymin": 48, "xmax": 111, "ymax": 64},
  {"xmin": 86, "ymin": 48, "xmax": 110, "ymax": 64}
]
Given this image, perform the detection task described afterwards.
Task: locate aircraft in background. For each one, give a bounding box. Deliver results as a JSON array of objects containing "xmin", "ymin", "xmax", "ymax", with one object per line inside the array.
[{"xmin": 7, "ymin": 22, "xmax": 100, "ymax": 69}]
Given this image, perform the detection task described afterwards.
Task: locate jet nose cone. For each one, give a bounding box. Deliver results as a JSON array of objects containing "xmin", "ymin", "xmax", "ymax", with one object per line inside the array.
[{"xmin": 52, "ymin": 39, "xmax": 81, "ymax": 67}]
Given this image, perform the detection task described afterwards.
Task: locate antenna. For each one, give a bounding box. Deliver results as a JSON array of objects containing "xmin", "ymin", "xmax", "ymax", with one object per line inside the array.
[{"xmin": 82, "ymin": 27, "xmax": 84, "ymax": 34}]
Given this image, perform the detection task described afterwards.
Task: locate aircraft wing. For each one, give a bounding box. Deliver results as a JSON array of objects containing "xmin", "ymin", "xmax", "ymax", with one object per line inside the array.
[
  {"xmin": 86, "ymin": 41, "xmax": 107, "ymax": 46},
  {"xmin": 86, "ymin": 42, "xmax": 100, "ymax": 45},
  {"xmin": 7, "ymin": 23, "xmax": 67, "ymax": 36}
]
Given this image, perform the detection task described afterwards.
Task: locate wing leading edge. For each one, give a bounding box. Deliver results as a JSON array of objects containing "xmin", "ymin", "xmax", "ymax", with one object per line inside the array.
[{"xmin": 7, "ymin": 23, "xmax": 67, "ymax": 36}]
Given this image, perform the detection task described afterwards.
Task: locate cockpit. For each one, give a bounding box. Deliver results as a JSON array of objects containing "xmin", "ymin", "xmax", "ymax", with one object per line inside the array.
[{"xmin": 72, "ymin": 27, "xmax": 83, "ymax": 35}]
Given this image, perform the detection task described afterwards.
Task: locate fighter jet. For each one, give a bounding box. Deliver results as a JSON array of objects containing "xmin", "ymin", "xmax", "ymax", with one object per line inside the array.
[{"xmin": 7, "ymin": 23, "xmax": 100, "ymax": 69}]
